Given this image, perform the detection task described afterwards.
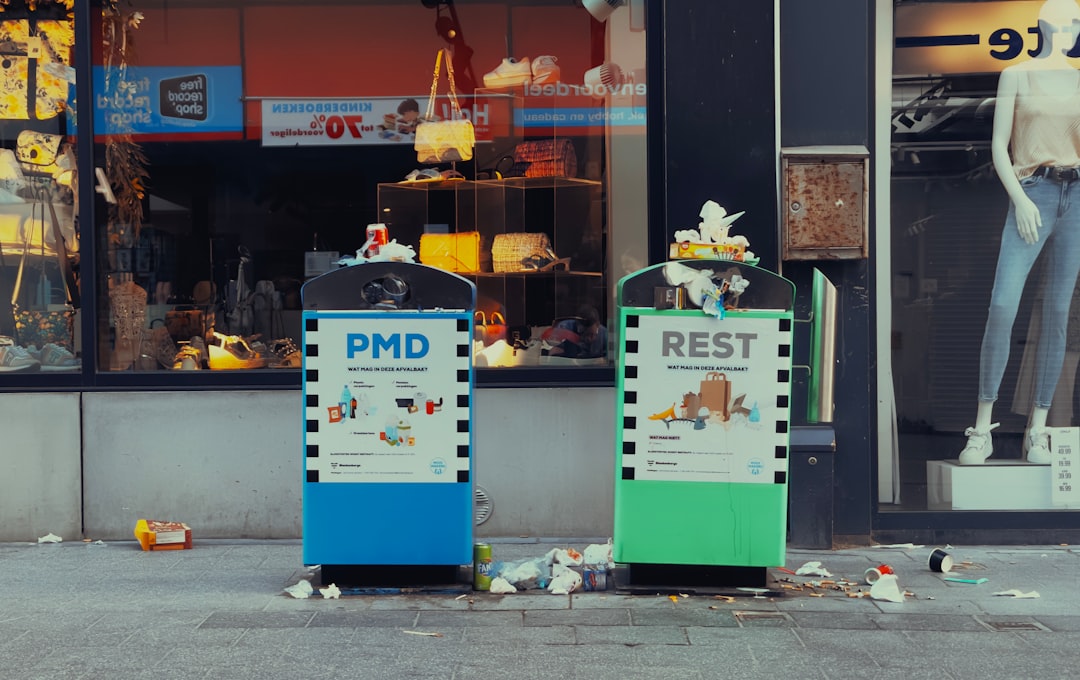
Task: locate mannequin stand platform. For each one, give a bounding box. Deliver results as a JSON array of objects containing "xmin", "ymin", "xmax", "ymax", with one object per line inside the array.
[{"xmin": 926, "ymin": 460, "xmax": 1065, "ymax": 510}]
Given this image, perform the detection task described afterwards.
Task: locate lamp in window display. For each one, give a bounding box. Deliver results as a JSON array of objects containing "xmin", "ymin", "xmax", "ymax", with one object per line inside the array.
[{"xmin": 958, "ymin": 0, "xmax": 1080, "ymax": 466}]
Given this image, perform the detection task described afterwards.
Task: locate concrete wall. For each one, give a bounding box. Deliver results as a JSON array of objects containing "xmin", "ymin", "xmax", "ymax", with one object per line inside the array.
[
  {"xmin": 0, "ymin": 387, "xmax": 615, "ymax": 542},
  {"xmin": 0, "ymin": 393, "xmax": 82, "ymax": 542}
]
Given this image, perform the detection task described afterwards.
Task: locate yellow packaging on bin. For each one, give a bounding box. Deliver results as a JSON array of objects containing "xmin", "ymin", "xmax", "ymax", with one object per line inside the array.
[{"xmin": 134, "ymin": 519, "xmax": 192, "ymax": 551}]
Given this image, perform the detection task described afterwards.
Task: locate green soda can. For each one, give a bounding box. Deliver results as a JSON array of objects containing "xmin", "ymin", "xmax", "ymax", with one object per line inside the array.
[{"xmin": 473, "ymin": 543, "xmax": 493, "ymax": 591}]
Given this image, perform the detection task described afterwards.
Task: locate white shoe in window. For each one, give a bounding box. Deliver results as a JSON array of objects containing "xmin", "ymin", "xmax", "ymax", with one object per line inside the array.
[
  {"xmin": 957, "ymin": 422, "xmax": 999, "ymax": 465},
  {"xmin": 1024, "ymin": 428, "xmax": 1052, "ymax": 465},
  {"xmin": 483, "ymin": 57, "xmax": 532, "ymax": 89}
]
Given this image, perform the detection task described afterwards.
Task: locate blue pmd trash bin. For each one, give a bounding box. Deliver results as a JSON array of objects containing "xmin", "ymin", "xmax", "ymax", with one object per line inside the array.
[{"xmin": 300, "ymin": 262, "xmax": 476, "ymax": 586}]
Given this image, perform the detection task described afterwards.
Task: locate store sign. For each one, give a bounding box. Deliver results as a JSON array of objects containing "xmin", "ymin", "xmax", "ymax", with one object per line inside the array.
[
  {"xmin": 261, "ymin": 97, "xmax": 494, "ymax": 147},
  {"xmin": 895, "ymin": 1, "xmax": 1080, "ymax": 75},
  {"xmin": 619, "ymin": 313, "xmax": 791, "ymax": 484},
  {"xmin": 91, "ymin": 65, "xmax": 243, "ymax": 138},
  {"xmin": 303, "ymin": 313, "xmax": 471, "ymax": 484},
  {"xmin": 517, "ymin": 106, "xmax": 646, "ymax": 129}
]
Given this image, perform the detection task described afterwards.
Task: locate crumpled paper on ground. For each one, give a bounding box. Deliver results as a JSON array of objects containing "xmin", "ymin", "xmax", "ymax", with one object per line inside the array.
[
  {"xmin": 795, "ymin": 561, "xmax": 832, "ymax": 577},
  {"xmin": 37, "ymin": 533, "xmax": 62, "ymax": 544},
  {"xmin": 284, "ymin": 579, "xmax": 314, "ymax": 599},
  {"xmin": 319, "ymin": 583, "xmax": 341, "ymax": 600},
  {"xmin": 869, "ymin": 574, "xmax": 905, "ymax": 603},
  {"xmin": 490, "ymin": 577, "xmax": 517, "ymax": 594},
  {"xmin": 548, "ymin": 563, "xmax": 583, "ymax": 595}
]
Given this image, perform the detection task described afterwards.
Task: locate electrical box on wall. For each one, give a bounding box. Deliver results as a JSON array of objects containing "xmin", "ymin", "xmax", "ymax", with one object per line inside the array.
[{"xmin": 780, "ymin": 146, "xmax": 869, "ymax": 260}]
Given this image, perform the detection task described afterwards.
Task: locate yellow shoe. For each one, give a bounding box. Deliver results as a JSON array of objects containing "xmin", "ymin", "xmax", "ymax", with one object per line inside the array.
[
  {"xmin": 208, "ymin": 332, "xmax": 268, "ymax": 370},
  {"xmin": 648, "ymin": 404, "xmax": 676, "ymax": 420}
]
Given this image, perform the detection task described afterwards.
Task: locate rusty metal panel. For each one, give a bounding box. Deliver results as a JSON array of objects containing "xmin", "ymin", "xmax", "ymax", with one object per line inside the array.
[{"xmin": 781, "ymin": 148, "xmax": 869, "ymax": 260}]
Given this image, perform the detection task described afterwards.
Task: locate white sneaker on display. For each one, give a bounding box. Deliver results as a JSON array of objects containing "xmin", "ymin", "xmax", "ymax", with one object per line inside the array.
[
  {"xmin": 957, "ymin": 422, "xmax": 999, "ymax": 465},
  {"xmin": 1024, "ymin": 428, "xmax": 1052, "ymax": 464},
  {"xmin": 531, "ymin": 55, "xmax": 560, "ymax": 85},
  {"xmin": 483, "ymin": 57, "xmax": 532, "ymax": 88}
]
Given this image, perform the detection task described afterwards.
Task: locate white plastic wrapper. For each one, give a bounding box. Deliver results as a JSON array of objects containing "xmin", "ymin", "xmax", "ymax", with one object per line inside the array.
[
  {"xmin": 284, "ymin": 579, "xmax": 314, "ymax": 599},
  {"xmin": 794, "ymin": 561, "xmax": 833, "ymax": 577},
  {"xmin": 583, "ymin": 542, "xmax": 614, "ymax": 569},
  {"xmin": 499, "ymin": 559, "xmax": 547, "ymax": 590},
  {"xmin": 489, "ymin": 577, "xmax": 517, "ymax": 594},
  {"xmin": 548, "ymin": 567, "xmax": 583, "ymax": 595},
  {"xmin": 545, "ymin": 547, "xmax": 583, "ymax": 567},
  {"xmin": 37, "ymin": 533, "xmax": 62, "ymax": 544}
]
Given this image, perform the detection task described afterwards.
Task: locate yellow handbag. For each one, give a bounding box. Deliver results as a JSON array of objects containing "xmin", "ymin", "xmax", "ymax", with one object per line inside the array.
[
  {"xmin": 414, "ymin": 49, "xmax": 475, "ymax": 164},
  {"xmin": 419, "ymin": 231, "xmax": 485, "ymax": 272}
]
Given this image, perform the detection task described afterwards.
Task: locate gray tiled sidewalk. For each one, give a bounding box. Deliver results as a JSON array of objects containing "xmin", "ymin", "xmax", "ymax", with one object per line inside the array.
[{"xmin": 3, "ymin": 538, "xmax": 1080, "ymax": 679}]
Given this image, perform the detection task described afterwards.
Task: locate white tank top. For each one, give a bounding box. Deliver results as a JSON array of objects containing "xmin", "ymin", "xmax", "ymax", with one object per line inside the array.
[{"xmin": 1011, "ymin": 69, "xmax": 1080, "ymax": 179}]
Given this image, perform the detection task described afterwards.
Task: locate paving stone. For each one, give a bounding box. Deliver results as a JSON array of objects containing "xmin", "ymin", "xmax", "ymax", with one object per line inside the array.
[
  {"xmin": 308, "ymin": 610, "xmax": 419, "ymax": 628},
  {"xmin": 573, "ymin": 625, "xmax": 688, "ymax": 646},
  {"xmin": 198, "ymin": 611, "xmax": 314, "ymax": 629},
  {"xmin": 788, "ymin": 611, "xmax": 881, "ymax": 630},
  {"xmin": 524, "ymin": 608, "xmax": 629, "ymax": 626},
  {"xmin": 630, "ymin": 608, "xmax": 738, "ymax": 627}
]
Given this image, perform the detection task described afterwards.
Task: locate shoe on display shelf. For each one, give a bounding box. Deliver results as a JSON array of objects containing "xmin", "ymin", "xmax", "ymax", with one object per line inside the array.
[
  {"xmin": 483, "ymin": 57, "xmax": 532, "ymax": 89},
  {"xmin": 208, "ymin": 331, "xmax": 268, "ymax": 370},
  {"xmin": 531, "ymin": 55, "xmax": 560, "ymax": 85},
  {"xmin": 34, "ymin": 343, "xmax": 80, "ymax": 372},
  {"xmin": 957, "ymin": 422, "xmax": 999, "ymax": 465},
  {"xmin": 1024, "ymin": 428, "xmax": 1052, "ymax": 464},
  {"xmin": 0, "ymin": 343, "xmax": 41, "ymax": 372}
]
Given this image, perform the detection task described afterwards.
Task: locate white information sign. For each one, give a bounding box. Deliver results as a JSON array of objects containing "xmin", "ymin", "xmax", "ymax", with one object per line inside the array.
[
  {"xmin": 620, "ymin": 312, "xmax": 792, "ymax": 484},
  {"xmin": 1048, "ymin": 427, "xmax": 1080, "ymax": 508},
  {"xmin": 303, "ymin": 313, "xmax": 471, "ymax": 484}
]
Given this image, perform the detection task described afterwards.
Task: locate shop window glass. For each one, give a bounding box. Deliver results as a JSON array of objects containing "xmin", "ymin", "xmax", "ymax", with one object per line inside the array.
[
  {"xmin": 93, "ymin": 0, "xmax": 648, "ymax": 375},
  {"xmin": 0, "ymin": 0, "xmax": 80, "ymax": 376},
  {"xmin": 888, "ymin": 0, "xmax": 1080, "ymax": 511}
]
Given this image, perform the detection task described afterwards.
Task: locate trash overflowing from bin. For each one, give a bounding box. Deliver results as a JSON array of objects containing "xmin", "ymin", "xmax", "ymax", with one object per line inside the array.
[{"xmin": 478, "ymin": 541, "xmax": 615, "ymax": 595}]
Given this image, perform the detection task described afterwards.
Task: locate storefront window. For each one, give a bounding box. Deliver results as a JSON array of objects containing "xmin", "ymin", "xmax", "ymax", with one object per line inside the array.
[
  {"xmin": 0, "ymin": 0, "xmax": 80, "ymax": 375},
  {"xmin": 92, "ymin": 0, "xmax": 647, "ymax": 375},
  {"xmin": 888, "ymin": 0, "xmax": 1080, "ymax": 511}
]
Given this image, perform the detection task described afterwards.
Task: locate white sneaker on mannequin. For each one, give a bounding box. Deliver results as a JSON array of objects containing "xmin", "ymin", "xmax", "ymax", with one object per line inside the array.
[
  {"xmin": 958, "ymin": 422, "xmax": 1000, "ymax": 464},
  {"xmin": 1024, "ymin": 428, "xmax": 1052, "ymax": 464}
]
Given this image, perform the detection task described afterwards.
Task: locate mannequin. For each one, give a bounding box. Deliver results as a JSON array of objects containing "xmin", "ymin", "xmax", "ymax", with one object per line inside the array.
[{"xmin": 960, "ymin": 0, "xmax": 1080, "ymax": 465}]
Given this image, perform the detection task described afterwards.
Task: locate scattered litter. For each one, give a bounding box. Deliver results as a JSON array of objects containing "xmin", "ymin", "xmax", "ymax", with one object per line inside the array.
[
  {"xmin": 869, "ymin": 574, "xmax": 905, "ymax": 603},
  {"xmin": 134, "ymin": 519, "xmax": 192, "ymax": 551},
  {"xmin": 795, "ymin": 561, "xmax": 832, "ymax": 577},
  {"xmin": 864, "ymin": 564, "xmax": 895, "ymax": 585},
  {"xmin": 88, "ymin": 540, "xmax": 106, "ymax": 546},
  {"xmin": 545, "ymin": 547, "xmax": 583, "ymax": 567},
  {"xmin": 454, "ymin": 593, "xmax": 469, "ymax": 601},
  {"xmin": 489, "ymin": 577, "xmax": 517, "ymax": 594},
  {"xmin": 943, "ymin": 577, "xmax": 988, "ymax": 585},
  {"xmin": 547, "ymin": 563, "xmax": 582, "ymax": 595},
  {"xmin": 284, "ymin": 580, "xmax": 314, "ymax": 599},
  {"xmin": 668, "ymin": 595, "xmax": 679, "ymax": 604},
  {"xmin": 808, "ymin": 593, "xmax": 824, "ymax": 598},
  {"xmin": 713, "ymin": 595, "xmax": 735, "ymax": 603},
  {"xmin": 776, "ymin": 567, "xmax": 797, "ymax": 575},
  {"xmin": 497, "ymin": 558, "xmax": 548, "ymax": 590},
  {"xmin": 37, "ymin": 533, "xmax": 62, "ymax": 543},
  {"xmin": 319, "ymin": 583, "xmax": 341, "ymax": 600},
  {"xmin": 872, "ymin": 543, "xmax": 924, "ymax": 550},
  {"xmin": 993, "ymin": 589, "xmax": 1040, "ymax": 599},
  {"xmin": 928, "ymin": 548, "xmax": 953, "ymax": 573},
  {"xmin": 582, "ymin": 541, "xmax": 614, "ymax": 570},
  {"xmin": 402, "ymin": 630, "xmax": 443, "ymax": 637},
  {"xmin": 307, "ymin": 565, "xmax": 321, "ymax": 571}
]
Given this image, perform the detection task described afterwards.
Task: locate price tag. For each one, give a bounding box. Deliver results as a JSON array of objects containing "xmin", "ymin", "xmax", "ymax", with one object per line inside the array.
[
  {"xmin": 25, "ymin": 36, "xmax": 41, "ymax": 59},
  {"xmin": 1048, "ymin": 427, "xmax": 1080, "ymax": 507}
]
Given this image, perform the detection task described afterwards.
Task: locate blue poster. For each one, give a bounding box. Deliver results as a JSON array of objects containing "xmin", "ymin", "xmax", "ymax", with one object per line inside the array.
[{"xmin": 87, "ymin": 65, "xmax": 243, "ymax": 136}]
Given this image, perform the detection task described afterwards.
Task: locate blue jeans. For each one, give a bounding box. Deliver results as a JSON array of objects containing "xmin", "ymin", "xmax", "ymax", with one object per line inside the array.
[{"xmin": 979, "ymin": 172, "xmax": 1080, "ymax": 408}]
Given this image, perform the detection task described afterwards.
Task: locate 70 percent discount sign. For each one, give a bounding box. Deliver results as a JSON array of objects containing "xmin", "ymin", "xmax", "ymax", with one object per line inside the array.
[
  {"xmin": 311, "ymin": 113, "xmax": 367, "ymax": 139},
  {"xmin": 261, "ymin": 99, "xmax": 388, "ymax": 147}
]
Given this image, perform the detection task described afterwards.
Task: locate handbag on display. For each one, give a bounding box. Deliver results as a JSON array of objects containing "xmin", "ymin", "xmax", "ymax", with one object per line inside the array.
[
  {"xmin": 16, "ymin": 130, "xmax": 64, "ymax": 176},
  {"xmin": 491, "ymin": 232, "xmax": 558, "ymax": 272},
  {"xmin": 473, "ymin": 311, "xmax": 507, "ymax": 346},
  {"xmin": 0, "ymin": 19, "xmax": 74, "ymax": 121},
  {"xmin": 419, "ymin": 231, "xmax": 486, "ymax": 272},
  {"xmin": 164, "ymin": 306, "xmax": 204, "ymax": 343},
  {"xmin": 414, "ymin": 49, "xmax": 475, "ymax": 164},
  {"xmin": 513, "ymin": 138, "xmax": 578, "ymax": 178},
  {"xmin": 9, "ymin": 202, "xmax": 76, "ymax": 350}
]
